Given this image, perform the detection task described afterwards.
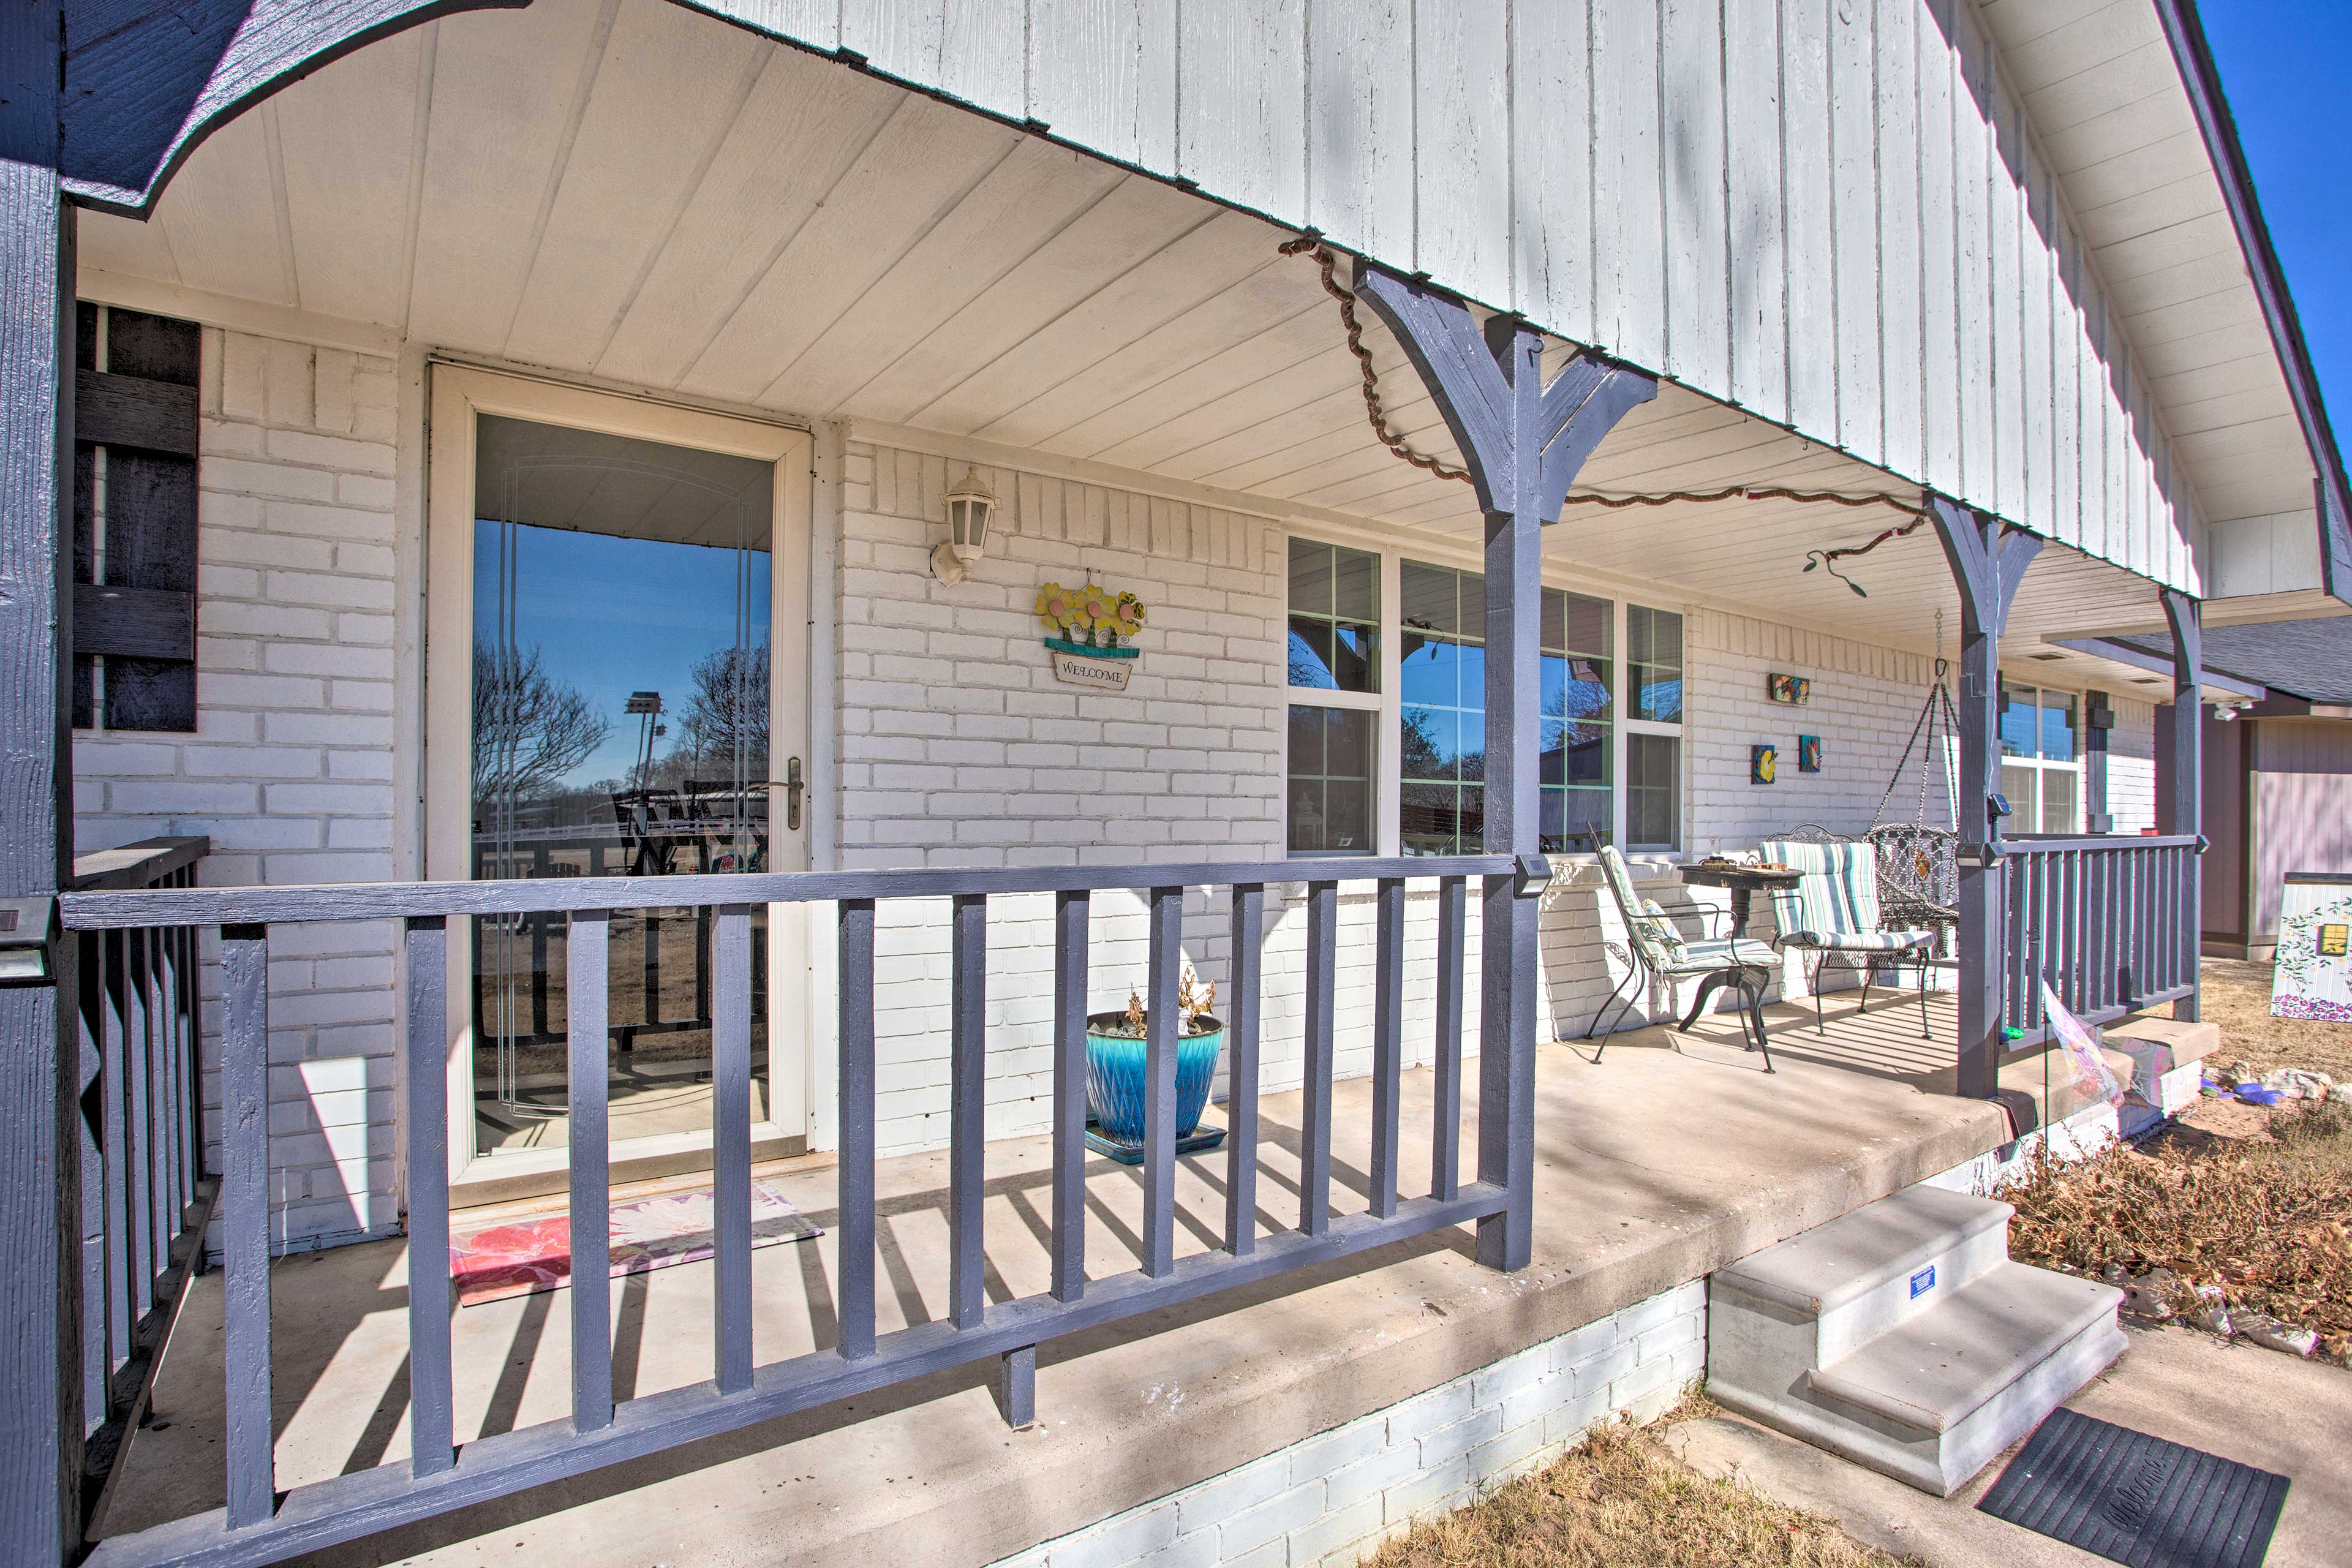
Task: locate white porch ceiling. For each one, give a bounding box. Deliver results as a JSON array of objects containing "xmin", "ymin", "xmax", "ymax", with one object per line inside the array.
[{"xmin": 75, "ymin": 0, "xmax": 2187, "ymax": 671}]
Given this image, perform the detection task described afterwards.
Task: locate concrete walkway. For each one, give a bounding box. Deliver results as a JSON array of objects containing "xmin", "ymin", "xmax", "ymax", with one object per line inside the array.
[{"xmin": 1668, "ymin": 1322, "xmax": 2352, "ymax": 1567}]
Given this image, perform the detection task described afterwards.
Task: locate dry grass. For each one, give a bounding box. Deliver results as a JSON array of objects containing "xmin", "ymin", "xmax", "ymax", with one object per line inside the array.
[
  {"xmin": 2189, "ymin": 959, "xmax": 2352, "ymax": 1082},
  {"xmin": 2002, "ymin": 1098, "xmax": 2352, "ymax": 1360},
  {"xmin": 1365, "ymin": 1401, "xmax": 1917, "ymax": 1568}
]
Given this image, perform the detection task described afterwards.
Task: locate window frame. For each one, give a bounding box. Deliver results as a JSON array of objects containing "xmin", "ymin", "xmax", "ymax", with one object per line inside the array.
[
  {"xmin": 1283, "ymin": 527, "xmax": 1687, "ymax": 859},
  {"xmin": 1996, "ymin": 680, "xmax": 2087, "ymax": 835}
]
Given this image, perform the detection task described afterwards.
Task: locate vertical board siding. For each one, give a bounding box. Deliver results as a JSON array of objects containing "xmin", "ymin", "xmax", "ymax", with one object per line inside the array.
[
  {"xmin": 1662, "ymin": 0, "xmax": 1729, "ymax": 396},
  {"xmin": 1030, "ymin": 0, "xmax": 1177, "ymax": 172},
  {"xmin": 1780, "ymin": 0, "xmax": 1836, "ymax": 443},
  {"xmin": 1875, "ymin": 0, "xmax": 1923, "ymax": 483},
  {"xmin": 1413, "ymin": 0, "xmax": 1510, "ymax": 310},
  {"xmin": 1723, "ymin": 0, "xmax": 1789, "ymax": 426},
  {"xmin": 1829, "ymin": 0, "xmax": 1882, "ymax": 461},
  {"xmin": 1512, "ymin": 0, "xmax": 1597, "ymax": 360},
  {"xmin": 1594, "ymin": 0, "xmax": 1668, "ymax": 373},
  {"xmin": 1306, "ymin": 0, "xmax": 1411, "ymax": 266},
  {"xmin": 703, "ymin": 0, "xmax": 2201, "ymax": 585}
]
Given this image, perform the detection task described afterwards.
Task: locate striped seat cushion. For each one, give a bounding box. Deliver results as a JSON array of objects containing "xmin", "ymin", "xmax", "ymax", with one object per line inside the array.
[
  {"xmin": 1775, "ymin": 927, "xmax": 1935, "ymax": 952},
  {"xmin": 1758, "ymin": 839, "xmax": 1932, "ymax": 954}
]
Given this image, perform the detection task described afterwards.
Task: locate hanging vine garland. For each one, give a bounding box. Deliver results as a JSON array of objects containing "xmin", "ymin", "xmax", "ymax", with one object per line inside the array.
[{"xmin": 1278, "ymin": 236, "xmax": 1939, "ymax": 596}]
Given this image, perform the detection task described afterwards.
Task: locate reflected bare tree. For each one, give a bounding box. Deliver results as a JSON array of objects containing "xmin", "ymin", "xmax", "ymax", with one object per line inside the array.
[
  {"xmin": 674, "ymin": 644, "xmax": 769, "ymax": 778},
  {"xmin": 473, "ymin": 645, "xmax": 610, "ymax": 804}
]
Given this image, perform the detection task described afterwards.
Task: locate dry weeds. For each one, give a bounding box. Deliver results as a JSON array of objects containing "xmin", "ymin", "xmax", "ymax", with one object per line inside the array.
[
  {"xmin": 1365, "ymin": 1401, "xmax": 1917, "ymax": 1568},
  {"xmin": 2002, "ymin": 1098, "xmax": 2352, "ymax": 1360}
]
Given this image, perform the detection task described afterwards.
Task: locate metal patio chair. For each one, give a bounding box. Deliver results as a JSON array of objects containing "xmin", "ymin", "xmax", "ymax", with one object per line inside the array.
[
  {"xmin": 1586, "ymin": 845, "xmax": 1784, "ymax": 1070},
  {"xmin": 1757, "ymin": 836, "xmax": 1937, "ymax": 1038}
]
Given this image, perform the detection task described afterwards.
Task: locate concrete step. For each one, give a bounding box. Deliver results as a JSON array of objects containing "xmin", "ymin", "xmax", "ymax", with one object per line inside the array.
[
  {"xmin": 1706, "ymin": 1186, "xmax": 2128, "ymax": 1499},
  {"xmin": 1712, "ymin": 1185, "xmax": 2013, "ymax": 1365},
  {"xmin": 2104, "ymin": 1016, "xmax": 2221, "ymax": 1068},
  {"xmin": 1802, "ymin": 1262, "xmax": 2125, "ymax": 1495}
]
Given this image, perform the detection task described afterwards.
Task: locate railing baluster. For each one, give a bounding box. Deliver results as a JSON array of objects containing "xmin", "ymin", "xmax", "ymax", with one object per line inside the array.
[
  {"xmin": 712, "ymin": 905, "xmax": 753, "ymax": 1394},
  {"xmin": 567, "ymin": 910, "xmax": 612, "ymax": 1434},
  {"xmin": 836, "ymin": 900, "xmax": 876, "ymax": 1360},
  {"xmin": 221, "ymin": 924, "xmax": 274, "ymax": 1529},
  {"xmin": 1432, "ymin": 875, "xmax": 1465, "ymax": 1202},
  {"xmin": 97, "ymin": 929, "xmax": 131, "ymax": 1378},
  {"xmin": 1142, "ymin": 886, "xmax": 1182, "ymax": 1278},
  {"xmin": 1224, "ymin": 884, "xmax": 1262, "ymax": 1256},
  {"xmin": 1301, "ymin": 880, "xmax": 1336, "ymax": 1237},
  {"xmin": 2001, "ymin": 856, "xmax": 2024, "ymax": 1038},
  {"xmin": 121, "ymin": 928, "xmax": 154, "ymax": 1320},
  {"xmin": 948, "ymin": 894, "xmax": 986, "ymax": 1327},
  {"xmin": 403, "ymin": 918, "xmax": 454, "ymax": 1477},
  {"xmin": 161, "ymin": 911, "xmax": 189, "ymax": 1212},
  {"xmin": 77, "ymin": 932, "xmax": 108, "ymax": 1428},
  {"xmin": 1369, "ymin": 877, "xmax": 1404, "ymax": 1219},
  {"xmin": 145, "ymin": 927, "xmax": 170, "ymax": 1281},
  {"xmin": 1051, "ymin": 890, "xmax": 1089, "ymax": 1298}
]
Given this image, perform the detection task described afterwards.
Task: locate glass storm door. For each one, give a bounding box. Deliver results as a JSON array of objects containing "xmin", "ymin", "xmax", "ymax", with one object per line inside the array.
[{"xmin": 429, "ymin": 371, "xmax": 812, "ymax": 1177}]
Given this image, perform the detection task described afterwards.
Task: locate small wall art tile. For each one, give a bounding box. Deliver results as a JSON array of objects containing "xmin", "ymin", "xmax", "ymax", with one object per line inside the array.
[
  {"xmin": 1752, "ymin": 744, "xmax": 1778, "ymax": 785},
  {"xmin": 1768, "ymin": 673, "xmax": 1811, "ymax": 705},
  {"xmin": 1798, "ymin": 735, "xmax": 1822, "ymax": 772}
]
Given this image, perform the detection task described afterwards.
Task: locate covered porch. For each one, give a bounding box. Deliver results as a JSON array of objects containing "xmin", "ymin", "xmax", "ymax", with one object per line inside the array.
[
  {"xmin": 5, "ymin": 1, "xmax": 2239, "ymax": 1565},
  {"xmin": 94, "ymin": 989, "xmax": 2014, "ymax": 1567}
]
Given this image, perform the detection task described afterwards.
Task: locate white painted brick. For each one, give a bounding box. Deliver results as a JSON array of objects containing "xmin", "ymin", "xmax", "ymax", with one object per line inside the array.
[
  {"xmin": 1174, "ymin": 1452, "xmax": 1291, "ymax": 1534},
  {"xmin": 1217, "ymin": 1481, "xmax": 1325, "ymax": 1556}
]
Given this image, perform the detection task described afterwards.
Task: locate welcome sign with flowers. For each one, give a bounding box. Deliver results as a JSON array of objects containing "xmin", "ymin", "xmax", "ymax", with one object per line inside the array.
[{"xmin": 1036, "ymin": 579, "xmax": 1148, "ymax": 691}]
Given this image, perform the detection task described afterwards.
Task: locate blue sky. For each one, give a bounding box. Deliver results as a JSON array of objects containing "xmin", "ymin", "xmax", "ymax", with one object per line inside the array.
[
  {"xmin": 2201, "ymin": 5, "xmax": 2352, "ymax": 427},
  {"xmin": 477, "ymin": 524, "xmax": 769, "ymax": 785}
]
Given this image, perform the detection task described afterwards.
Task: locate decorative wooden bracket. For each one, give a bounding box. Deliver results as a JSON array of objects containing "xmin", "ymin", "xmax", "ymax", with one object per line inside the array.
[
  {"xmin": 1926, "ymin": 494, "xmax": 2043, "ymax": 638},
  {"xmin": 1349, "ymin": 261, "xmax": 1657, "ymax": 522}
]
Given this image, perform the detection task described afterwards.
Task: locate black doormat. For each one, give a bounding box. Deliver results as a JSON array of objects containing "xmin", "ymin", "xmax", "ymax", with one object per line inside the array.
[{"xmin": 1978, "ymin": 1409, "xmax": 2289, "ymax": 1568}]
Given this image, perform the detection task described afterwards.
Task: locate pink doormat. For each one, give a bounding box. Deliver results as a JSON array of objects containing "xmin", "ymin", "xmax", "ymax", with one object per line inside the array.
[{"xmin": 449, "ymin": 1181, "xmax": 821, "ymax": 1306}]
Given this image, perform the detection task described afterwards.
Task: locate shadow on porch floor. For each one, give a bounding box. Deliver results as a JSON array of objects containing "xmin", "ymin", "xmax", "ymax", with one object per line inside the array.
[{"xmin": 100, "ymin": 992, "xmax": 2010, "ymax": 1567}]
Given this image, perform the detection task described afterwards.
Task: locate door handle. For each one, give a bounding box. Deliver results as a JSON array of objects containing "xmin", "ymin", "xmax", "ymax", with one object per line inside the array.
[{"xmin": 785, "ymin": 757, "xmax": 804, "ymax": 831}]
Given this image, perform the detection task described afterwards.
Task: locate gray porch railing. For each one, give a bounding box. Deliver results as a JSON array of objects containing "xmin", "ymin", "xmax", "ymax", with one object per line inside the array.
[
  {"xmin": 59, "ymin": 853, "xmax": 1520, "ymax": 1568},
  {"xmin": 69, "ymin": 837, "xmax": 214, "ymax": 1540},
  {"xmin": 1999, "ymin": 834, "xmax": 2201, "ymax": 1046}
]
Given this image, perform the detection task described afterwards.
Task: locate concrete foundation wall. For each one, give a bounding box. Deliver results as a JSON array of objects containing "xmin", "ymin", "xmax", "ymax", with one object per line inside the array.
[{"xmin": 983, "ymin": 1280, "xmax": 1708, "ymax": 1568}]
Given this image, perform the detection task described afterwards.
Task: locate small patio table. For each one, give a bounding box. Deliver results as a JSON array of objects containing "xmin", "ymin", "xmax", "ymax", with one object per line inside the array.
[
  {"xmin": 1675, "ymin": 861, "xmax": 1803, "ymax": 1030},
  {"xmin": 1678, "ymin": 861, "xmax": 1802, "ymax": 940}
]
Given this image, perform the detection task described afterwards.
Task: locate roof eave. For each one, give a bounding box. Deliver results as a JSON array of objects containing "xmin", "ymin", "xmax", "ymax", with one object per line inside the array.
[{"xmin": 2153, "ymin": 0, "xmax": 2352, "ymax": 608}]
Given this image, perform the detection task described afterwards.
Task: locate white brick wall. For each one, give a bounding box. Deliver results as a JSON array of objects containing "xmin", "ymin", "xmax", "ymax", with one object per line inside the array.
[
  {"xmin": 2105, "ymin": 696, "xmax": 2158, "ymax": 832},
  {"xmin": 984, "ymin": 1280, "xmax": 1708, "ymax": 1568},
  {"xmin": 74, "ymin": 328, "xmax": 404, "ymax": 1254}
]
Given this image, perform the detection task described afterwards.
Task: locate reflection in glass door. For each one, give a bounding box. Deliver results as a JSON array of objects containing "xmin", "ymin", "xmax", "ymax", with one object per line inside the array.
[{"xmin": 469, "ymin": 414, "xmax": 775, "ymax": 1159}]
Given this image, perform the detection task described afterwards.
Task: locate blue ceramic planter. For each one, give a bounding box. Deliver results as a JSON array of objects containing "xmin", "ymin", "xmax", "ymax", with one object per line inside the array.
[{"xmin": 1084, "ymin": 1012, "xmax": 1223, "ymax": 1147}]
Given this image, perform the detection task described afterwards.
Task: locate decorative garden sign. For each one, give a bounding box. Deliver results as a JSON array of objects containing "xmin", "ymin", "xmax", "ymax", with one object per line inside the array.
[
  {"xmin": 2271, "ymin": 872, "xmax": 2352, "ymax": 1021},
  {"xmin": 1036, "ymin": 580, "xmax": 1146, "ymax": 692}
]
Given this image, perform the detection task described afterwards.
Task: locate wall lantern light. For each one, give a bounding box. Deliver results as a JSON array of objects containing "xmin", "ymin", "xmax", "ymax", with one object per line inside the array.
[{"xmin": 932, "ymin": 467, "xmax": 999, "ymax": 586}]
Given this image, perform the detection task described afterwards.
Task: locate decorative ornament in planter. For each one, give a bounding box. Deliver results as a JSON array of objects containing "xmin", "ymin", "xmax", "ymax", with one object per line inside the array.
[
  {"xmin": 1084, "ymin": 963, "xmax": 1226, "ymax": 1164},
  {"xmin": 1036, "ymin": 579, "xmax": 1148, "ymax": 692}
]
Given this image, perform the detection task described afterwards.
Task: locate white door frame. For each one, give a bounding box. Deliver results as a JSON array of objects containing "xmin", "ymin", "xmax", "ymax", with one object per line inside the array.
[{"xmin": 424, "ymin": 365, "xmax": 815, "ymax": 1188}]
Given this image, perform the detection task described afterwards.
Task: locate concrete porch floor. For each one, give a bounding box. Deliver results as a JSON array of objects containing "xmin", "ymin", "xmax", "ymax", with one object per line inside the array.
[{"xmin": 100, "ymin": 991, "xmax": 2011, "ymax": 1566}]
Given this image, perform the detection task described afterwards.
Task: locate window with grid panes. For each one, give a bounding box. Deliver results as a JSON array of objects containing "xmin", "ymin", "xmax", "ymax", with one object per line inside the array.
[{"xmin": 1285, "ymin": 538, "xmax": 1380, "ymax": 854}]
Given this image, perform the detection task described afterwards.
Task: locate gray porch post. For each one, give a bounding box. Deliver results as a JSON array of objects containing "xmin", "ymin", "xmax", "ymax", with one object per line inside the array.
[
  {"xmin": 1351, "ymin": 260, "xmax": 1655, "ymax": 1269},
  {"xmin": 1, "ymin": 4, "xmax": 82, "ymax": 1561},
  {"xmin": 1928, "ymin": 498, "xmax": 2041, "ymax": 1101},
  {"xmin": 2162, "ymin": 589, "xmax": 2204, "ymax": 1020}
]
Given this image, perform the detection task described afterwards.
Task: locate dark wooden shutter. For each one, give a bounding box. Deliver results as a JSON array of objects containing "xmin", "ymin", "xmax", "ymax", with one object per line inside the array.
[{"xmin": 74, "ymin": 303, "xmax": 202, "ymax": 731}]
